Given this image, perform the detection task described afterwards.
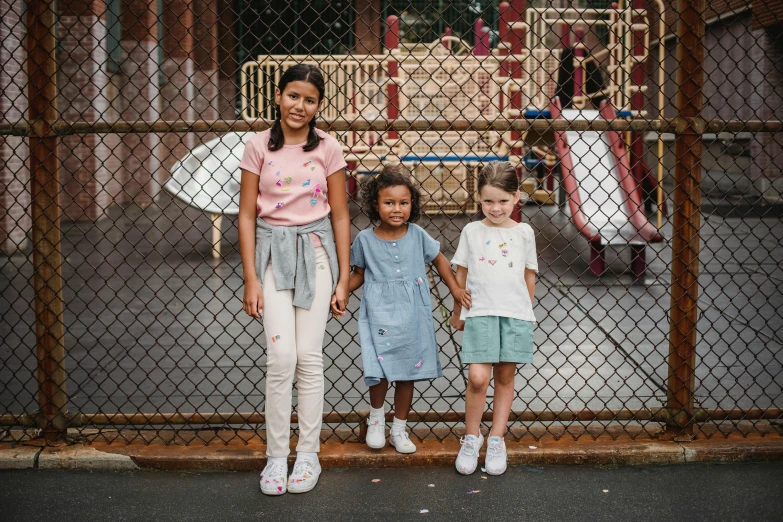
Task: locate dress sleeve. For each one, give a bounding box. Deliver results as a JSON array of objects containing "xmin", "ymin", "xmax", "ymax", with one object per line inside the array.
[
  {"xmin": 451, "ymin": 227, "xmax": 470, "ymax": 268},
  {"xmin": 523, "ymin": 224, "xmax": 538, "ymax": 272},
  {"xmin": 350, "ymin": 234, "xmax": 366, "ymax": 268},
  {"xmin": 324, "ymin": 136, "xmax": 348, "ymax": 176},
  {"xmin": 238, "ymin": 135, "xmax": 264, "ymax": 176},
  {"xmin": 418, "ymin": 226, "xmax": 441, "ymax": 264}
]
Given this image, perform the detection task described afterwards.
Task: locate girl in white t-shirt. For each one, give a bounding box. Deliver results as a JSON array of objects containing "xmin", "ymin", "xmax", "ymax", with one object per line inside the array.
[{"xmin": 450, "ymin": 161, "xmax": 538, "ymax": 476}]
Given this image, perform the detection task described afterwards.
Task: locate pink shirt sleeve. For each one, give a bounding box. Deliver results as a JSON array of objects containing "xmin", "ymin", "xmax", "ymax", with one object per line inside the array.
[
  {"xmin": 324, "ymin": 136, "xmax": 348, "ymax": 176},
  {"xmin": 238, "ymin": 134, "xmax": 264, "ymax": 176}
]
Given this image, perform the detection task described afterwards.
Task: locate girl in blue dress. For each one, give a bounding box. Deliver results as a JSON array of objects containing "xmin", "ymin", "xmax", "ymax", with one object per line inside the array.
[{"xmin": 349, "ymin": 164, "xmax": 471, "ymax": 453}]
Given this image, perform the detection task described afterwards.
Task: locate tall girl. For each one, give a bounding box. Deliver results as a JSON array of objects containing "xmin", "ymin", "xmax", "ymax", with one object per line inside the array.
[
  {"xmin": 450, "ymin": 162, "xmax": 538, "ymax": 476},
  {"xmin": 238, "ymin": 64, "xmax": 350, "ymax": 495},
  {"xmin": 349, "ymin": 165, "xmax": 471, "ymax": 453}
]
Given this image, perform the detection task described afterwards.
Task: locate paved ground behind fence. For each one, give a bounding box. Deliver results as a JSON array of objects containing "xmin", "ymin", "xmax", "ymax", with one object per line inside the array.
[{"xmin": 1, "ymin": 189, "xmax": 782, "ymax": 438}]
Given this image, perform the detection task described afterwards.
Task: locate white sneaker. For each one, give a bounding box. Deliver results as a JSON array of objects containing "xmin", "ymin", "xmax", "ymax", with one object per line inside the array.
[
  {"xmin": 389, "ymin": 429, "xmax": 417, "ymax": 454},
  {"xmin": 485, "ymin": 436, "xmax": 508, "ymax": 475},
  {"xmin": 366, "ymin": 417, "xmax": 386, "ymax": 449},
  {"xmin": 287, "ymin": 458, "xmax": 321, "ymax": 494},
  {"xmin": 455, "ymin": 434, "xmax": 484, "ymax": 475},
  {"xmin": 259, "ymin": 460, "xmax": 287, "ymax": 495}
]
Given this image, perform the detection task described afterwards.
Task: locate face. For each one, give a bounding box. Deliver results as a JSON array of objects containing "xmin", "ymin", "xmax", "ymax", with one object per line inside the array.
[
  {"xmin": 376, "ymin": 184, "xmax": 412, "ymax": 227},
  {"xmin": 480, "ymin": 185, "xmax": 520, "ymax": 226},
  {"xmin": 274, "ymin": 80, "xmax": 321, "ymax": 134}
]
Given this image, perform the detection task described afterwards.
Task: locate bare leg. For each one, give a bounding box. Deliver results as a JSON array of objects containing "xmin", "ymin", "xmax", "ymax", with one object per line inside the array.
[
  {"xmin": 489, "ymin": 362, "xmax": 516, "ymax": 438},
  {"xmin": 393, "ymin": 381, "xmax": 414, "ymax": 420},
  {"xmin": 464, "ymin": 363, "xmax": 492, "ymax": 437},
  {"xmin": 369, "ymin": 379, "xmax": 388, "ymax": 409}
]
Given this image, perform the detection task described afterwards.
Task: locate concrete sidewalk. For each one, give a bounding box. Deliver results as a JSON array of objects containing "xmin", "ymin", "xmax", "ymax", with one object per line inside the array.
[
  {"xmin": 3, "ymin": 430, "xmax": 782, "ymax": 472},
  {"xmin": 2, "ymin": 462, "xmax": 782, "ymax": 521}
]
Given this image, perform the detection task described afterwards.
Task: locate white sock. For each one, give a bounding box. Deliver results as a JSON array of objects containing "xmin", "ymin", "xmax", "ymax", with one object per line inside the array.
[
  {"xmin": 391, "ymin": 416, "xmax": 407, "ymax": 434},
  {"xmin": 266, "ymin": 456, "xmax": 287, "ymax": 467},
  {"xmin": 370, "ymin": 406, "xmax": 385, "ymax": 421},
  {"xmin": 295, "ymin": 451, "xmax": 318, "ymax": 465}
]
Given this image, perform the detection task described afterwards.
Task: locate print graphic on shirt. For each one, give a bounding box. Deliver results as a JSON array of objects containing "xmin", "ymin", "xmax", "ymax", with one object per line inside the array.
[
  {"xmin": 415, "ymin": 360, "xmax": 423, "ymax": 368},
  {"xmin": 310, "ymin": 198, "xmax": 318, "ymax": 206},
  {"xmin": 378, "ymin": 328, "xmax": 387, "ymax": 336},
  {"xmin": 508, "ymin": 261, "xmax": 513, "ymax": 267},
  {"xmin": 377, "ymin": 356, "xmax": 384, "ymax": 361},
  {"xmin": 311, "ymin": 183, "xmax": 323, "ymax": 197},
  {"xmin": 416, "ymin": 277, "xmax": 423, "ymax": 284},
  {"xmin": 268, "ymin": 161, "xmax": 274, "ymax": 166},
  {"xmin": 488, "ymin": 260, "xmax": 497, "ymax": 266},
  {"xmin": 479, "ymin": 256, "xmax": 485, "ymax": 261},
  {"xmin": 303, "ymin": 160, "xmax": 312, "ymax": 167},
  {"xmin": 275, "ymin": 169, "xmax": 281, "ymax": 176},
  {"xmin": 284, "ymin": 176, "xmax": 293, "ymax": 184},
  {"xmin": 302, "ymin": 179, "xmax": 311, "ymax": 187},
  {"xmin": 276, "ymin": 179, "xmax": 282, "ymax": 187},
  {"xmin": 272, "ymin": 334, "xmax": 281, "ymax": 342},
  {"xmin": 485, "ymin": 240, "xmax": 491, "ymax": 245},
  {"xmin": 501, "ymin": 249, "xmax": 509, "ymax": 257},
  {"xmin": 498, "ymin": 242, "xmax": 507, "ymax": 248},
  {"xmin": 275, "ymin": 202, "xmax": 284, "ymax": 209},
  {"xmin": 318, "ymin": 264, "xmax": 325, "ymax": 270}
]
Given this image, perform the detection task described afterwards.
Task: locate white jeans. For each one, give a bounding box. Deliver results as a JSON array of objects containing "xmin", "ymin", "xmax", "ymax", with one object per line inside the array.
[{"xmin": 262, "ymin": 246, "xmax": 332, "ymax": 457}]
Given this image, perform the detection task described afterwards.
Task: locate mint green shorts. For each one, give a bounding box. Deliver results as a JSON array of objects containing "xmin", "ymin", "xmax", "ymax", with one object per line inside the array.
[{"xmin": 461, "ymin": 316, "xmax": 535, "ymax": 364}]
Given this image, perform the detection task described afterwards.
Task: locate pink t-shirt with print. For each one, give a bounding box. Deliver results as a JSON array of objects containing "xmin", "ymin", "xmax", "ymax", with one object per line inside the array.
[{"xmin": 238, "ymin": 128, "xmax": 347, "ymax": 228}]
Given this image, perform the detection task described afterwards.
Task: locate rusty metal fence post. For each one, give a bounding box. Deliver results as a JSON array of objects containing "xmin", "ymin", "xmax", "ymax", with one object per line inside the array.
[
  {"xmin": 26, "ymin": 0, "xmax": 67, "ymax": 442},
  {"xmin": 666, "ymin": 0, "xmax": 705, "ymax": 438}
]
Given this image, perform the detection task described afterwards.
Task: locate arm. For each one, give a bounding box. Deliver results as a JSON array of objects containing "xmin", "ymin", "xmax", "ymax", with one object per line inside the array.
[
  {"xmin": 524, "ymin": 268, "xmax": 536, "ymax": 303},
  {"xmin": 348, "ymin": 266, "xmax": 365, "ymax": 293},
  {"xmin": 327, "ymin": 169, "xmax": 351, "ymax": 316},
  {"xmin": 238, "ymin": 169, "xmax": 263, "ymax": 318},
  {"xmin": 449, "ymin": 265, "xmax": 469, "ymax": 331},
  {"xmin": 431, "ymin": 253, "xmax": 471, "ymax": 309}
]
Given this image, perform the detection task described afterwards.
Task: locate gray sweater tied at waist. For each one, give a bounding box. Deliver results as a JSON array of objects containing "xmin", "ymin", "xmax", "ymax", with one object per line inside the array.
[{"xmin": 254, "ymin": 215, "xmax": 339, "ymax": 310}]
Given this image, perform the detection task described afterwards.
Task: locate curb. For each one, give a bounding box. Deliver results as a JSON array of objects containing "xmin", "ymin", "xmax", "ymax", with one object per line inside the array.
[{"xmin": 3, "ymin": 435, "xmax": 782, "ymax": 471}]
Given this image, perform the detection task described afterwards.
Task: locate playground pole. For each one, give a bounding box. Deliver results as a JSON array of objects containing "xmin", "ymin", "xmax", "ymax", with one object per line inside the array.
[
  {"xmin": 500, "ymin": 0, "xmax": 526, "ymax": 223},
  {"xmin": 385, "ymin": 16, "xmax": 400, "ymax": 145},
  {"xmin": 26, "ymin": 0, "xmax": 68, "ymax": 441},
  {"xmin": 666, "ymin": 0, "xmax": 705, "ymax": 438},
  {"xmin": 630, "ymin": 0, "xmax": 653, "ymax": 211}
]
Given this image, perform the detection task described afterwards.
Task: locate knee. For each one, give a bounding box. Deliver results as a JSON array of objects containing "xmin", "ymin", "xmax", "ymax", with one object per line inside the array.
[
  {"xmin": 494, "ymin": 367, "xmax": 515, "ymax": 387},
  {"xmin": 268, "ymin": 352, "xmax": 297, "ymax": 379},
  {"xmin": 468, "ymin": 374, "xmax": 490, "ymax": 394}
]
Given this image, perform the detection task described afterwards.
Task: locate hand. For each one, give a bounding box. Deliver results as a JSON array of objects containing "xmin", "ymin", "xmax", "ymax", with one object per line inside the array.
[
  {"xmin": 330, "ymin": 280, "xmax": 349, "ymax": 318},
  {"xmin": 453, "ymin": 288, "xmax": 471, "ymax": 309},
  {"xmin": 450, "ymin": 313, "xmax": 465, "ymax": 331},
  {"xmin": 243, "ymin": 280, "xmax": 264, "ymax": 319}
]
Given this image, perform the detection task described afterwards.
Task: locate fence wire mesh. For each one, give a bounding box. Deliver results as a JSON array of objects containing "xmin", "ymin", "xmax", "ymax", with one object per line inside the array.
[{"xmin": 1, "ymin": 0, "xmax": 782, "ymax": 446}]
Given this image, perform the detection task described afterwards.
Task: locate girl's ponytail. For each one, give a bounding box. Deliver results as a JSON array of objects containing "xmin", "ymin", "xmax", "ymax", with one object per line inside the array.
[
  {"xmin": 303, "ymin": 114, "xmax": 321, "ymax": 152},
  {"xmin": 268, "ymin": 106, "xmax": 284, "ymax": 151}
]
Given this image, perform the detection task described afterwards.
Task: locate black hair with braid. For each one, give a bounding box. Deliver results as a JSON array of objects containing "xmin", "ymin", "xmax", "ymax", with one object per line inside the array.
[{"xmin": 268, "ymin": 64, "xmax": 325, "ymax": 152}]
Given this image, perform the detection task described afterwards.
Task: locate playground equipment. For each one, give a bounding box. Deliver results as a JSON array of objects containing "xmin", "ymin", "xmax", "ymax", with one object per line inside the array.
[{"xmin": 169, "ymin": 2, "xmax": 666, "ymax": 273}]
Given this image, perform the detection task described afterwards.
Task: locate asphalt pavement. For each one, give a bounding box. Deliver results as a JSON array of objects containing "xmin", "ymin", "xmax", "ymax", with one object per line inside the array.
[{"xmin": 2, "ymin": 462, "xmax": 782, "ymax": 521}]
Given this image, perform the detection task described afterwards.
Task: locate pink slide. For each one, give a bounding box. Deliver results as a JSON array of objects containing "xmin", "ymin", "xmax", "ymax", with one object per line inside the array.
[{"xmin": 549, "ymin": 98, "xmax": 664, "ymax": 276}]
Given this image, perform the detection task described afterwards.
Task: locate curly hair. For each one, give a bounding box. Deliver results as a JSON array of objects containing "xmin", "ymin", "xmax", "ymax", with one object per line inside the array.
[{"xmin": 359, "ymin": 164, "xmax": 422, "ymax": 223}]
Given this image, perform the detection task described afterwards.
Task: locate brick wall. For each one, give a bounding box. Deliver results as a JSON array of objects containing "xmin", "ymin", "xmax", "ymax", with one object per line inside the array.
[
  {"xmin": 118, "ymin": 0, "xmax": 162, "ymax": 204},
  {"xmin": 57, "ymin": 2, "xmax": 116, "ymax": 221},
  {"xmin": 753, "ymin": 0, "xmax": 783, "ymax": 30},
  {"xmin": 0, "ymin": 0, "xmax": 30, "ymax": 254}
]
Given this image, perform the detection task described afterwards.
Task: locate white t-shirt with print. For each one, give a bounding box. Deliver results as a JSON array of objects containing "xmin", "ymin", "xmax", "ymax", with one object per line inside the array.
[{"xmin": 451, "ymin": 221, "xmax": 538, "ymax": 322}]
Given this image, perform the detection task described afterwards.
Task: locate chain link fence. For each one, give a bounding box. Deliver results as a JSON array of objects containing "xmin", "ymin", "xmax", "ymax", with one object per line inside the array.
[{"xmin": 1, "ymin": 0, "xmax": 781, "ymax": 446}]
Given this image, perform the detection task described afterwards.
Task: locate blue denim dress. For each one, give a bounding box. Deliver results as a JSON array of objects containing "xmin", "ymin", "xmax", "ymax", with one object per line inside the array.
[{"xmin": 350, "ymin": 224, "xmax": 443, "ymax": 386}]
